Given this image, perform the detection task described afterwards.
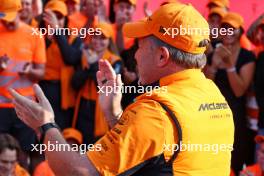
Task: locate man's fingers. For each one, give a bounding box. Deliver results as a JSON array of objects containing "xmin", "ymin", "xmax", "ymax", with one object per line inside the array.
[
  {"xmin": 9, "ymin": 88, "xmax": 39, "ymax": 111},
  {"xmin": 116, "ymin": 74, "xmax": 123, "ymax": 87},
  {"xmin": 99, "ymin": 60, "xmax": 116, "ymax": 81},
  {"xmin": 33, "ymin": 84, "xmax": 51, "ymax": 108},
  {"xmin": 96, "ymin": 71, "xmax": 104, "ymax": 87}
]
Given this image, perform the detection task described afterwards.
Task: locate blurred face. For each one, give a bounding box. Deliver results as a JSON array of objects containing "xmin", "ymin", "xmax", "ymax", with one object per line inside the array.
[
  {"xmin": 91, "ymin": 34, "xmax": 110, "ymax": 53},
  {"xmin": 1, "ymin": 15, "xmax": 20, "ymax": 31},
  {"xmin": 19, "ymin": 0, "xmax": 33, "ymax": 20},
  {"xmin": 208, "ymin": 14, "xmax": 222, "ymax": 30},
  {"xmin": 81, "ymin": 0, "xmax": 96, "ymax": 17},
  {"xmin": 221, "ymin": 23, "xmax": 241, "ymax": 45},
  {"xmin": 135, "ymin": 37, "xmax": 159, "ymax": 85},
  {"xmin": 114, "ymin": 2, "xmax": 135, "ymax": 24},
  {"xmin": 257, "ymin": 143, "xmax": 264, "ymax": 170},
  {"xmin": 0, "ymin": 149, "xmax": 17, "ymax": 176},
  {"xmin": 66, "ymin": 0, "xmax": 77, "ymax": 15},
  {"xmin": 256, "ymin": 25, "xmax": 264, "ymax": 45}
]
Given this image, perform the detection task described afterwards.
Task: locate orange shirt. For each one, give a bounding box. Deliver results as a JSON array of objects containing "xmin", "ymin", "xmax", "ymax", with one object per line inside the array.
[
  {"xmin": 68, "ymin": 12, "xmax": 88, "ymax": 30},
  {"xmin": 44, "ymin": 41, "xmax": 63, "ymax": 80},
  {"xmin": 14, "ymin": 164, "xmax": 30, "ymax": 176},
  {"xmin": 240, "ymin": 164, "xmax": 263, "ymax": 176},
  {"xmin": 112, "ymin": 24, "xmax": 134, "ymax": 50},
  {"xmin": 240, "ymin": 34, "xmax": 253, "ymax": 51},
  {"xmin": 0, "ymin": 21, "xmax": 46, "ymax": 108},
  {"xmin": 33, "ymin": 161, "xmax": 55, "ymax": 176}
]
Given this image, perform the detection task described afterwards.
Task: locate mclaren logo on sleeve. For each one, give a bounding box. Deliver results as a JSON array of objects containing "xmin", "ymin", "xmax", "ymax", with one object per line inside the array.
[{"xmin": 198, "ymin": 102, "xmax": 229, "ymax": 111}]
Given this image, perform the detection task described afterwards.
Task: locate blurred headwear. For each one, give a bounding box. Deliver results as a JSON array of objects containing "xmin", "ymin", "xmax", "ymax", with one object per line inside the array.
[
  {"xmin": 207, "ymin": 0, "xmax": 229, "ymax": 9},
  {"xmin": 160, "ymin": 0, "xmax": 180, "ymax": 6},
  {"xmin": 45, "ymin": 0, "xmax": 68, "ymax": 16},
  {"xmin": 208, "ymin": 7, "xmax": 226, "ymax": 18},
  {"xmin": 255, "ymin": 135, "xmax": 264, "ymax": 144},
  {"xmin": 123, "ymin": 3, "xmax": 210, "ymax": 54},
  {"xmin": 221, "ymin": 12, "xmax": 244, "ymax": 29},
  {"xmin": 62, "ymin": 0, "xmax": 80, "ymax": 4},
  {"xmin": 95, "ymin": 22, "xmax": 114, "ymax": 39},
  {"xmin": 0, "ymin": 0, "xmax": 21, "ymax": 22},
  {"xmin": 62, "ymin": 128, "xmax": 83, "ymax": 145},
  {"xmin": 115, "ymin": 0, "xmax": 137, "ymax": 6}
]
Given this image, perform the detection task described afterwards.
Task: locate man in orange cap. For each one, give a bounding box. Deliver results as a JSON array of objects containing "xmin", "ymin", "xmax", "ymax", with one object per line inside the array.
[
  {"xmin": 0, "ymin": 0, "xmax": 46, "ymax": 169},
  {"xmin": 18, "ymin": 0, "xmax": 38, "ymax": 27},
  {"xmin": 205, "ymin": 7, "xmax": 226, "ymax": 55},
  {"xmin": 113, "ymin": 0, "xmax": 136, "ymax": 52},
  {"xmin": 9, "ymin": 3, "xmax": 234, "ymax": 176},
  {"xmin": 239, "ymin": 135, "xmax": 264, "ymax": 176}
]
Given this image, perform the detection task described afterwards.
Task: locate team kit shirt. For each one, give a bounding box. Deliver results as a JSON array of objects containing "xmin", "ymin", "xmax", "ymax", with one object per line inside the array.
[
  {"xmin": 0, "ymin": 21, "xmax": 46, "ymax": 108},
  {"xmin": 87, "ymin": 69, "xmax": 234, "ymax": 176}
]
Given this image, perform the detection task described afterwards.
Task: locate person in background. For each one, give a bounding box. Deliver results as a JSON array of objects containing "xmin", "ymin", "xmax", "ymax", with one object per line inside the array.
[
  {"xmin": 204, "ymin": 12, "xmax": 256, "ymax": 175},
  {"xmin": 39, "ymin": 0, "xmax": 83, "ymax": 130},
  {"xmin": 248, "ymin": 18, "xmax": 264, "ymax": 57},
  {"xmin": 19, "ymin": 0, "xmax": 39, "ymax": 27},
  {"xmin": 0, "ymin": 0, "xmax": 46, "ymax": 170},
  {"xmin": 71, "ymin": 22, "xmax": 122, "ymax": 145},
  {"xmin": 113, "ymin": 0, "xmax": 136, "ymax": 52},
  {"xmin": 206, "ymin": 7, "xmax": 226, "ymax": 56},
  {"xmin": 63, "ymin": 0, "xmax": 80, "ymax": 16},
  {"xmin": 255, "ymin": 44, "xmax": 264, "ymax": 136},
  {"xmin": 32, "ymin": 0, "xmax": 42, "ymax": 18},
  {"xmin": 240, "ymin": 135, "xmax": 264, "ymax": 176},
  {"xmin": 0, "ymin": 134, "xmax": 30, "ymax": 176},
  {"xmin": 33, "ymin": 128, "xmax": 83, "ymax": 176}
]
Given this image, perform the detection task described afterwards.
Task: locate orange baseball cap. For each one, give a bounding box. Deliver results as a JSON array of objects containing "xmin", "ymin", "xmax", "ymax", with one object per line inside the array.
[
  {"xmin": 208, "ymin": 7, "xmax": 226, "ymax": 18},
  {"xmin": 115, "ymin": 0, "xmax": 137, "ymax": 6},
  {"xmin": 123, "ymin": 3, "xmax": 210, "ymax": 54},
  {"xmin": 255, "ymin": 135, "xmax": 264, "ymax": 144},
  {"xmin": 0, "ymin": 0, "xmax": 21, "ymax": 22},
  {"xmin": 95, "ymin": 22, "xmax": 114, "ymax": 39},
  {"xmin": 62, "ymin": 128, "xmax": 83, "ymax": 145},
  {"xmin": 45, "ymin": 0, "xmax": 68, "ymax": 16},
  {"xmin": 160, "ymin": 0, "xmax": 180, "ymax": 6},
  {"xmin": 207, "ymin": 0, "xmax": 230, "ymax": 8},
  {"xmin": 221, "ymin": 12, "xmax": 244, "ymax": 29}
]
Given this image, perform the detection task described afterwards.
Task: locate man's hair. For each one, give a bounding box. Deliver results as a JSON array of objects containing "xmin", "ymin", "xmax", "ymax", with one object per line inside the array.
[
  {"xmin": 148, "ymin": 35, "xmax": 207, "ymax": 69},
  {"xmin": 0, "ymin": 134, "xmax": 20, "ymax": 156}
]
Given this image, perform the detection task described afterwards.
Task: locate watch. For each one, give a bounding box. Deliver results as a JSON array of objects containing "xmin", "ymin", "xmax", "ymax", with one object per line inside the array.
[{"xmin": 38, "ymin": 123, "xmax": 60, "ymax": 144}]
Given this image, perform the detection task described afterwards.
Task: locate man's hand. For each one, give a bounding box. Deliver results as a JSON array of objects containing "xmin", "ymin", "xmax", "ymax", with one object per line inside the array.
[
  {"xmin": 43, "ymin": 10, "xmax": 59, "ymax": 29},
  {"xmin": 96, "ymin": 60, "xmax": 123, "ymax": 127},
  {"xmin": 9, "ymin": 84, "xmax": 55, "ymax": 131}
]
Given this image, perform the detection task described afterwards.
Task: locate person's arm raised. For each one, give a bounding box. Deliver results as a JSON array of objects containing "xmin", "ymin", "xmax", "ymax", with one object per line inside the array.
[{"xmin": 9, "ymin": 85, "xmax": 99, "ymax": 176}]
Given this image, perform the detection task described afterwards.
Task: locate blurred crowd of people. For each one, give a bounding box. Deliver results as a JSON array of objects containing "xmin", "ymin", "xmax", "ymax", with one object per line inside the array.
[{"xmin": 0, "ymin": 0, "xmax": 264, "ymax": 175}]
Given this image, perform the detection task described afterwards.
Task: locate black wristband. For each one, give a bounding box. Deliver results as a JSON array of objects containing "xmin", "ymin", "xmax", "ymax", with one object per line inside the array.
[{"xmin": 38, "ymin": 123, "xmax": 60, "ymax": 144}]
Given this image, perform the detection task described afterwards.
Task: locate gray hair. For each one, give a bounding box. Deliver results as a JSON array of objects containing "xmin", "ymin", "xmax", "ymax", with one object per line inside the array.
[{"xmin": 148, "ymin": 36, "xmax": 207, "ymax": 69}]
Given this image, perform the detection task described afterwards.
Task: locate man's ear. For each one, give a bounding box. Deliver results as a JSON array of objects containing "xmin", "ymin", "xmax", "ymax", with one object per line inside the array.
[{"xmin": 157, "ymin": 46, "xmax": 170, "ymax": 67}]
